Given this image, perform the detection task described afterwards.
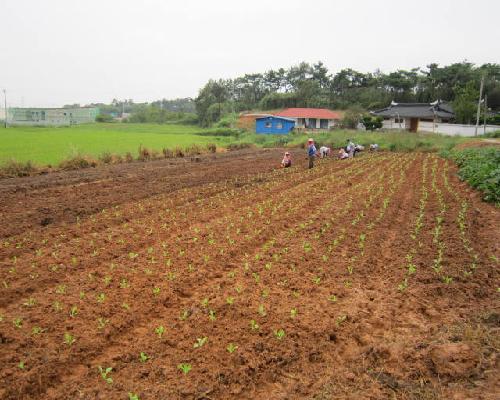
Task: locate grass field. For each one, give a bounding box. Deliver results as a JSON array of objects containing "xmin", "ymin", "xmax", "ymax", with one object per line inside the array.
[
  {"xmin": 0, "ymin": 122, "xmax": 489, "ymax": 169},
  {"xmin": 0, "ymin": 124, "xmax": 232, "ymax": 165}
]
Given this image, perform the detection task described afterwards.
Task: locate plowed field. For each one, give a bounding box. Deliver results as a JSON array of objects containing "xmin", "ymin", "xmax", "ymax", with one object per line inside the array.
[{"xmin": 0, "ymin": 151, "xmax": 498, "ymax": 399}]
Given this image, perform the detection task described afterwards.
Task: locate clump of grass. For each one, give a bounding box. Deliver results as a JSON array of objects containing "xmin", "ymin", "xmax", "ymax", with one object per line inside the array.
[
  {"xmin": 98, "ymin": 151, "xmax": 113, "ymax": 164},
  {"xmin": 150, "ymin": 149, "xmax": 161, "ymax": 160},
  {"xmin": 162, "ymin": 148, "xmax": 174, "ymax": 158},
  {"xmin": 0, "ymin": 159, "xmax": 38, "ymax": 177},
  {"xmin": 59, "ymin": 154, "xmax": 97, "ymax": 170},
  {"xmin": 137, "ymin": 145, "xmax": 151, "ymax": 161},
  {"xmin": 227, "ymin": 142, "xmax": 254, "ymax": 151},
  {"xmin": 185, "ymin": 144, "xmax": 202, "ymax": 156},
  {"xmin": 124, "ymin": 152, "xmax": 134, "ymax": 163},
  {"xmin": 206, "ymin": 143, "xmax": 217, "ymax": 153},
  {"xmin": 174, "ymin": 147, "xmax": 184, "ymax": 158}
]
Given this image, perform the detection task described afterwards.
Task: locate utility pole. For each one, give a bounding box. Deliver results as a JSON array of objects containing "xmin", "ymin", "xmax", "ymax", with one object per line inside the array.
[
  {"xmin": 2, "ymin": 89, "xmax": 6, "ymax": 128},
  {"xmin": 475, "ymin": 75, "xmax": 484, "ymax": 136},
  {"xmin": 483, "ymin": 95, "xmax": 487, "ymax": 136}
]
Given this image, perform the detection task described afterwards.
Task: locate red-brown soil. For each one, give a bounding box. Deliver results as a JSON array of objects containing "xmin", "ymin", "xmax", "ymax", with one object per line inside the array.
[{"xmin": 0, "ymin": 150, "xmax": 498, "ymax": 400}]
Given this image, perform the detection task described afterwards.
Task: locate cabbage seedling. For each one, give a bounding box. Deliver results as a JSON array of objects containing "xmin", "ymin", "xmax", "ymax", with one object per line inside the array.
[
  {"xmin": 226, "ymin": 343, "xmax": 238, "ymax": 353},
  {"xmin": 98, "ymin": 366, "xmax": 113, "ymax": 384},
  {"xmin": 63, "ymin": 332, "xmax": 75, "ymax": 346},
  {"xmin": 177, "ymin": 363, "xmax": 192, "ymax": 374},
  {"xmin": 193, "ymin": 337, "xmax": 208, "ymax": 348},
  {"xmin": 155, "ymin": 325, "xmax": 165, "ymax": 338},
  {"xmin": 274, "ymin": 329, "xmax": 285, "ymax": 340}
]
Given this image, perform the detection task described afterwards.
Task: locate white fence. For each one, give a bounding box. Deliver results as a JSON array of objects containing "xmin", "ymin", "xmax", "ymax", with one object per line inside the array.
[
  {"xmin": 417, "ymin": 121, "xmax": 500, "ymax": 137},
  {"xmin": 381, "ymin": 119, "xmax": 500, "ymax": 136}
]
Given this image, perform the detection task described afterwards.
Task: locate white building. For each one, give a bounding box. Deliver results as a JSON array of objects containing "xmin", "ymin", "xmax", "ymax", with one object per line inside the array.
[{"xmin": 274, "ymin": 108, "xmax": 342, "ymax": 130}]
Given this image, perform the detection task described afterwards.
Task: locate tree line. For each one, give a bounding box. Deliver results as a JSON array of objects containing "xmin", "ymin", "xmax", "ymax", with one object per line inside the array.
[{"xmin": 195, "ymin": 61, "xmax": 500, "ymax": 126}]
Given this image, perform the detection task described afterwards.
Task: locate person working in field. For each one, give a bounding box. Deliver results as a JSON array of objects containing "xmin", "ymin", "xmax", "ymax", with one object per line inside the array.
[
  {"xmin": 281, "ymin": 151, "xmax": 292, "ymax": 168},
  {"xmin": 307, "ymin": 138, "xmax": 317, "ymax": 169},
  {"xmin": 319, "ymin": 146, "xmax": 331, "ymax": 158},
  {"xmin": 338, "ymin": 147, "xmax": 349, "ymax": 159}
]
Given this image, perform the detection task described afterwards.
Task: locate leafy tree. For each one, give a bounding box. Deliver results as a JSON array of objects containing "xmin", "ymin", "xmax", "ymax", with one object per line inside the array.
[
  {"xmin": 361, "ymin": 115, "xmax": 383, "ymax": 131},
  {"xmin": 453, "ymin": 81, "xmax": 478, "ymax": 124}
]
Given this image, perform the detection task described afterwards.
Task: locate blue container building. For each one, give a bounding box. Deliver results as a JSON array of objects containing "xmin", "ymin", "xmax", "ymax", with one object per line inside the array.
[{"xmin": 255, "ymin": 116, "xmax": 295, "ymax": 134}]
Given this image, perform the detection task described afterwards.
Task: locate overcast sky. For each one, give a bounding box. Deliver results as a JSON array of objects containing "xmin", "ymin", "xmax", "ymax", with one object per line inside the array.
[{"xmin": 1, "ymin": 0, "xmax": 499, "ymax": 107}]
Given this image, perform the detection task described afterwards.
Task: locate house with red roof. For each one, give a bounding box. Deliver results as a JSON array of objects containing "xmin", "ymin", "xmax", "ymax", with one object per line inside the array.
[{"xmin": 274, "ymin": 108, "xmax": 342, "ymax": 130}]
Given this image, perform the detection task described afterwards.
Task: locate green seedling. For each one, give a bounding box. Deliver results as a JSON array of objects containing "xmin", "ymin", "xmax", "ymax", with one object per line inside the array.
[
  {"xmin": 407, "ymin": 263, "xmax": 416, "ymax": 274},
  {"xmin": 69, "ymin": 306, "xmax": 78, "ymax": 318},
  {"xmin": 98, "ymin": 366, "xmax": 113, "ymax": 384},
  {"xmin": 226, "ymin": 296, "xmax": 234, "ymax": 305},
  {"xmin": 63, "ymin": 332, "xmax": 76, "ymax": 346},
  {"xmin": 97, "ymin": 293, "xmax": 105, "ymax": 303},
  {"xmin": 201, "ymin": 298, "xmax": 209, "ymax": 308},
  {"xmin": 32, "ymin": 326, "xmax": 45, "ymax": 335},
  {"xmin": 97, "ymin": 317, "xmax": 109, "ymax": 330},
  {"xmin": 55, "ymin": 285, "xmax": 66, "ymax": 294},
  {"xmin": 120, "ymin": 279, "xmax": 129, "ymax": 289},
  {"xmin": 179, "ymin": 309, "xmax": 190, "ymax": 321},
  {"xmin": 155, "ymin": 325, "xmax": 165, "ymax": 338},
  {"xmin": 290, "ymin": 308, "xmax": 298, "ymax": 318},
  {"xmin": 139, "ymin": 352, "xmax": 149, "ymax": 363},
  {"xmin": 274, "ymin": 329, "xmax": 285, "ymax": 340},
  {"xmin": 442, "ymin": 276, "xmax": 453, "ymax": 284},
  {"xmin": 79, "ymin": 291, "xmax": 85, "ymax": 299},
  {"xmin": 208, "ymin": 310, "xmax": 216, "ymax": 321},
  {"xmin": 328, "ymin": 295, "xmax": 338, "ymax": 303},
  {"xmin": 18, "ymin": 361, "xmax": 25, "ymax": 370},
  {"xmin": 122, "ymin": 302, "xmax": 130, "ymax": 310},
  {"xmin": 312, "ymin": 276, "xmax": 321, "ymax": 285},
  {"xmin": 128, "ymin": 393, "xmax": 140, "ymax": 400},
  {"xmin": 193, "ymin": 337, "xmax": 208, "ymax": 348},
  {"xmin": 250, "ymin": 319, "xmax": 260, "ymax": 330},
  {"xmin": 226, "ymin": 343, "xmax": 238, "ymax": 353},
  {"xmin": 258, "ymin": 304, "xmax": 266, "ymax": 317},
  {"xmin": 13, "ymin": 318, "xmax": 22, "ymax": 328},
  {"xmin": 336, "ymin": 315, "xmax": 347, "ymax": 326},
  {"xmin": 398, "ymin": 278, "xmax": 408, "ymax": 292},
  {"xmin": 152, "ymin": 287, "xmax": 161, "ymax": 296},
  {"xmin": 23, "ymin": 297, "xmax": 36, "ymax": 307},
  {"xmin": 177, "ymin": 363, "xmax": 192, "ymax": 374}
]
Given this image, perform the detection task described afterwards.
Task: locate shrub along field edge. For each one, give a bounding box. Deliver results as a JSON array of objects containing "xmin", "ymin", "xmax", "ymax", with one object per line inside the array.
[{"xmin": 442, "ymin": 147, "xmax": 500, "ymax": 204}]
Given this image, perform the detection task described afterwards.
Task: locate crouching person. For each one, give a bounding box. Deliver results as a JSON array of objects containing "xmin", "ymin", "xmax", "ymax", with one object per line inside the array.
[{"xmin": 281, "ymin": 151, "xmax": 292, "ymax": 168}]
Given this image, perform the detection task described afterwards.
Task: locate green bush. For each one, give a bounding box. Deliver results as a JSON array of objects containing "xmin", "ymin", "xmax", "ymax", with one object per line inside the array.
[
  {"xmin": 96, "ymin": 113, "xmax": 114, "ymax": 123},
  {"xmin": 447, "ymin": 147, "xmax": 500, "ymax": 204}
]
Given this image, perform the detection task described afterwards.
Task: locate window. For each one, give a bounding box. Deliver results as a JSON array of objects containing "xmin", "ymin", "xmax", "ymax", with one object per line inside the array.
[
  {"xmin": 276, "ymin": 123, "xmax": 283, "ymax": 129},
  {"xmin": 265, "ymin": 121, "xmax": 272, "ymax": 128}
]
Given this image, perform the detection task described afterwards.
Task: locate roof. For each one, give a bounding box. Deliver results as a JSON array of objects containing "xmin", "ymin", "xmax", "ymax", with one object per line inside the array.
[
  {"xmin": 256, "ymin": 115, "xmax": 296, "ymax": 122},
  {"xmin": 371, "ymin": 101, "xmax": 454, "ymax": 119},
  {"xmin": 275, "ymin": 108, "xmax": 342, "ymax": 119}
]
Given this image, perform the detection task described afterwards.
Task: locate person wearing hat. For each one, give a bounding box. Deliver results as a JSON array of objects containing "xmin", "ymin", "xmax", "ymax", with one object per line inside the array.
[
  {"xmin": 281, "ymin": 151, "xmax": 292, "ymax": 168},
  {"xmin": 307, "ymin": 138, "xmax": 317, "ymax": 169}
]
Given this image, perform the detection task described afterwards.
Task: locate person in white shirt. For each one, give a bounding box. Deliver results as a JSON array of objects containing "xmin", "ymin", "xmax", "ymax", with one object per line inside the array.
[{"xmin": 319, "ymin": 146, "xmax": 330, "ymax": 158}]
